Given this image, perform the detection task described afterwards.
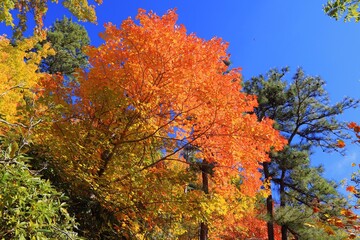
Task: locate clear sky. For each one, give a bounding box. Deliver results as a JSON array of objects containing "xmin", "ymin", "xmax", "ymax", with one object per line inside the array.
[{"xmin": 1, "ymin": 1, "xmax": 359, "ymax": 188}]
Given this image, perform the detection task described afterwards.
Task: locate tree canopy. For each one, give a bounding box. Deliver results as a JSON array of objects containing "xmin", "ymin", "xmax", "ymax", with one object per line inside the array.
[
  {"xmin": 0, "ymin": 0, "xmax": 102, "ymax": 39},
  {"xmin": 0, "ymin": 2, "xmax": 359, "ymax": 239},
  {"xmin": 34, "ymin": 9, "xmax": 286, "ymax": 238}
]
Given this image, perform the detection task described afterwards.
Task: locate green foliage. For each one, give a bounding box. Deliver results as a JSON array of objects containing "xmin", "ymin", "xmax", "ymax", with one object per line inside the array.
[
  {"xmin": 274, "ymin": 206, "xmax": 348, "ymax": 240},
  {"xmin": 38, "ymin": 17, "xmax": 90, "ymax": 76},
  {"xmin": 244, "ymin": 67, "xmax": 358, "ymax": 151},
  {"xmin": 243, "ymin": 67, "xmax": 358, "ymax": 238},
  {"xmin": 324, "ymin": 0, "xmax": 360, "ymax": 22},
  {"xmin": 0, "ymin": 146, "xmax": 81, "ymax": 239},
  {"xmin": 351, "ymin": 167, "xmax": 360, "ymax": 206}
]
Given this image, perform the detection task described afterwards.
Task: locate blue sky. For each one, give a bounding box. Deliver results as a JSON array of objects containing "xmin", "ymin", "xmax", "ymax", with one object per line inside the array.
[{"xmin": 1, "ymin": 1, "xmax": 359, "ymax": 188}]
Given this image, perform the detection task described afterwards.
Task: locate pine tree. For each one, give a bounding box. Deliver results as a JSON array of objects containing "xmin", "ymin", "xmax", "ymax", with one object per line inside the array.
[
  {"xmin": 347, "ymin": 122, "xmax": 360, "ymax": 206},
  {"xmin": 243, "ymin": 67, "xmax": 359, "ymax": 239},
  {"xmin": 37, "ymin": 17, "xmax": 90, "ymax": 77}
]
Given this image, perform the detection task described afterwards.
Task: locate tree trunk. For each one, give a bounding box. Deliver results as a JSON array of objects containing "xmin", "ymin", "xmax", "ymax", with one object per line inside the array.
[
  {"xmin": 263, "ymin": 162, "xmax": 275, "ymax": 240},
  {"xmin": 200, "ymin": 222, "xmax": 208, "ymax": 240},
  {"xmin": 280, "ymin": 169, "xmax": 287, "ymax": 240},
  {"xmin": 200, "ymin": 162, "xmax": 209, "ymax": 240}
]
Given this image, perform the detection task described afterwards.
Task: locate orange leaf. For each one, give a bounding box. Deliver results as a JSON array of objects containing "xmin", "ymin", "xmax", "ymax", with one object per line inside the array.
[
  {"xmin": 346, "ymin": 186, "xmax": 356, "ymax": 193},
  {"xmin": 349, "ymin": 122, "xmax": 360, "ymax": 133},
  {"xmin": 335, "ymin": 139, "xmax": 345, "ymax": 148},
  {"xmin": 348, "ymin": 122, "xmax": 358, "ymax": 128},
  {"xmin": 355, "ymin": 126, "xmax": 360, "ymax": 133},
  {"xmin": 313, "ymin": 207, "xmax": 320, "ymax": 213}
]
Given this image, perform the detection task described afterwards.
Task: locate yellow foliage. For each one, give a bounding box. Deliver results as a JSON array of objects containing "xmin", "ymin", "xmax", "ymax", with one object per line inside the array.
[
  {"xmin": 35, "ymin": 9, "xmax": 286, "ymax": 239},
  {"xmin": 0, "ymin": 36, "xmax": 52, "ymax": 133},
  {"xmin": 0, "ymin": 0, "xmax": 103, "ymax": 38}
]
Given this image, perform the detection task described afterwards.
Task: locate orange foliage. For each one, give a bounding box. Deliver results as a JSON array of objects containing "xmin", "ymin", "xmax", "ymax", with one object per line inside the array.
[
  {"xmin": 348, "ymin": 122, "xmax": 360, "ymax": 146},
  {"xmin": 348, "ymin": 122, "xmax": 360, "ymax": 133},
  {"xmin": 346, "ymin": 186, "xmax": 357, "ymax": 193},
  {"xmin": 37, "ymin": 9, "xmax": 286, "ymax": 238},
  {"xmin": 83, "ymin": 8, "xmax": 285, "ymax": 196},
  {"xmin": 336, "ymin": 139, "xmax": 346, "ymax": 148}
]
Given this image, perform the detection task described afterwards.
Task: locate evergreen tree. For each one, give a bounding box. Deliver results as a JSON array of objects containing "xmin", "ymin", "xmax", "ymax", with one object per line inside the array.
[
  {"xmin": 38, "ymin": 17, "xmax": 90, "ymax": 77},
  {"xmin": 347, "ymin": 123, "xmax": 360, "ymax": 195},
  {"xmin": 243, "ymin": 67, "xmax": 359, "ymax": 239}
]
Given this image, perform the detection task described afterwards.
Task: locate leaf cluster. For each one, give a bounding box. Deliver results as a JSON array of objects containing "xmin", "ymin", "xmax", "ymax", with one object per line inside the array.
[
  {"xmin": 324, "ymin": 0, "xmax": 360, "ymax": 22},
  {"xmin": 0, "ymin": 148, "xmax": 80, "ymax": 239},
  {"xmin": 0, "ymin": 0, "xmax": 102, "ymax": 39}
]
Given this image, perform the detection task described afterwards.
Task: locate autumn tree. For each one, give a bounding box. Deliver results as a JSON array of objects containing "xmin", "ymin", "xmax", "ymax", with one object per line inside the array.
[
  {"xmin": 0, "ymin": 0, "xmax": 102, "ymax": 39},
  {"xmin": 35, "ymin": 9, "xmax": 286, "ymax": 239},
  {"xmin": 0, "ymin": 35, "xmax": 82, "ymax": 239},
  {"xmin": 243, "ymin": 67, "xmax": 358, "ymax": 240},
  {"xmin": 0, "ymin": 1, "xmax": 99, "ymax": 238},
  {"xmin": 0, "ymin": 35, "xmax": 54, "ymax": 138}
]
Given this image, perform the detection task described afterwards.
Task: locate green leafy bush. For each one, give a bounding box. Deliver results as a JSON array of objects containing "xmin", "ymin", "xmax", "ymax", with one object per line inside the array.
[{"xmin": 0, "ymin": 147, "xmax": 81, "ymax": 239}]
